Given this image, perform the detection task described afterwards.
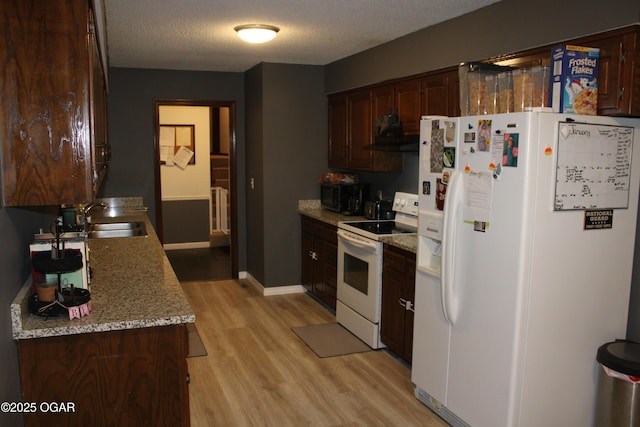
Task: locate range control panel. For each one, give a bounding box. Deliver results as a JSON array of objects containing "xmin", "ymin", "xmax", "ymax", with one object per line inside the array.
[{"xmin": 393, "ymin": 192, "xmax": 419, "ymax": 216}]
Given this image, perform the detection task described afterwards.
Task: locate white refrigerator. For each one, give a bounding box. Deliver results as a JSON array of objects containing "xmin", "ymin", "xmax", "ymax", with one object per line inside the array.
[{"xmin": 413, "ymin": 111, "xmax": 640, "ymax": 427}]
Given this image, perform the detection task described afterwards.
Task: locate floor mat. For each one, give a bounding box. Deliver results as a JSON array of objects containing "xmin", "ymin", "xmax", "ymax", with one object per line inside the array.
[
  {"xmin": 292, "ymin": 323, "xmax": 371, "ymax": 358},
  {"xmin": 187, "ymin": 323, "xmax": 208, "ymax": 358}
]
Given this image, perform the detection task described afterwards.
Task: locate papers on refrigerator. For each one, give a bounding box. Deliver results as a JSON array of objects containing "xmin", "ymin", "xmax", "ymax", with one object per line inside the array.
[{"xmin": 464, "ymin": 170, "xmax": 493, "ymax": 224}]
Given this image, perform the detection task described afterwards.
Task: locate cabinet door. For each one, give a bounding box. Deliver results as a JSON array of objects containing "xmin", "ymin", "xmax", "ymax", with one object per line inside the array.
[
  {"xmin": 321, "ymin": 223, "xmax": 338, "ymax": 310},
  {"xmin": 381, "ymin": 267, "xmax": 406, "ymax": 356},
  {"xmin": 0, "ymin": 0, "xmax": 95, "ymax": 206},
  {"xmin": 328, "ymin": 95, "xmax": 349, "ymax": 169},
  {"xmin": 395, "ymin": 80, "xmax": 421, "ymax": 135},
  {"xmin": 19, "ymin": 325, "xmax": 190, "ymax": 426},
  {"xmin": 579, "ymin": 30, "xmax": 639, "ymax": 116},
  {"xmin": 301, "ymin": 218, "xmax": 315, "ymax": 293},
  {"xmin": 403, "ymin": 256, "xmax": 416, "ymax": 364},
  {"xmin": 89, "ymin": 11, "xmax": 109, "ymax": 191},
  {"xmin": 300, "ymin": 216, "xmax": 338, "ymax": 309},
  {"xmin": 381, "ymin": 245, "xmax": 417, "ymax": 364},
  {"xmin": 421, "ymin": 69, "xmax": 460, "ymax": 118},
  {"xmin": 347, "ymin": 89, "xmax": 374, "ymax": 170},
  {"xmin": 381, "ymin": 246, "xmax": 408, "ymax": 357},
  {"xmin": 372, "ymin": 85, "xmax": 395, "ymax": 133}
]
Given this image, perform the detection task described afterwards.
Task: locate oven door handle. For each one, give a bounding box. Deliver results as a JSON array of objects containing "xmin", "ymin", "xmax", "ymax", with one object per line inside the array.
[{"xmin": 338, "ymin": 229, "xmax": 379, "ymax": 253}]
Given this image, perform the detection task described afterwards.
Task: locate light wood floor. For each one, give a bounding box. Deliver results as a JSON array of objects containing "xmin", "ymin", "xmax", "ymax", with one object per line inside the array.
[{"xmin": 182, "ymin": 279, "xmax": 449, "ymax": 427}]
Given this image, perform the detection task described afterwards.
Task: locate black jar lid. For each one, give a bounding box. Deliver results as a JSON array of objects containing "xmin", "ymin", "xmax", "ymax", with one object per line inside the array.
[{"xmin": 597, "ymin": 340, "xmax": 640, "ymax": 377}]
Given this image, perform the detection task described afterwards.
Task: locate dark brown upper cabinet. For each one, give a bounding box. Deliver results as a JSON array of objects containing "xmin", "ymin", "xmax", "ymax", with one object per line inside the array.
[{"xmin": 0, "ymin": 0, "xmax": 109, "ymax": 206}]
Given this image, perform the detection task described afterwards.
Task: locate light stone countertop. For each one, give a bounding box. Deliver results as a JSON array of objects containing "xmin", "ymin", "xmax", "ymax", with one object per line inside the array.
[
  {"xmin": 298, "ymin": 200, "xmax": 417, "ymax": 254},
  {"xmin": 11, "ymin": 208, "xmax": 195, "ymax": 340}
]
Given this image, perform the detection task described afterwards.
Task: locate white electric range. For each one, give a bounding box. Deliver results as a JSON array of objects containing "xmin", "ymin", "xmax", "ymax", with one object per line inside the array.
[{"xmin": 336, "ymin": 192, "xmax": 418, "ymax": 348}]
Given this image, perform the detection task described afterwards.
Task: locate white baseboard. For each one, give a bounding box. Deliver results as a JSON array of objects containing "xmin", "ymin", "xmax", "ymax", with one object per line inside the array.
[
  {"xmin": 164, "ymin": 241, "xmax": 210, "ymax": 250},
  {"xmin": 242, "ymin": 272, "xmax": 306, "ymax": 296}
]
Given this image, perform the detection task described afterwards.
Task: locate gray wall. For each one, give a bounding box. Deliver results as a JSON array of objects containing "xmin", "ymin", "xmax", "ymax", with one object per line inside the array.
[
  {"xmin": 245, "ymin": 63, "xmax": 327, "ymax": 286},
  {"xmin": 0, "ymin": 206, "xmax": 57, "ymax": 427},
  {"xmin": 245, "ymin": 65, "xmax": 266, "ymax": 283},
  {"xmin": 102, "ymin": 67, "xmax": 247, "ymax": 269},
  {"xmin": 325, "ymin": 0, "xmax": 640, "ymax": 94},
  {"xmin": 162, "ymin": 200, "xmax": 210, "ymax": 244}
]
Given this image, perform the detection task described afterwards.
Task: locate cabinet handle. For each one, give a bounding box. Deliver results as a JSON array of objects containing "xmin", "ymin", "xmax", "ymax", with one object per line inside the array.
[
  {"xmin": 399, "ymin": 298, "xmax": 414, "ymax": 312},
  {"xmin": 308, "ymin": 250, "xmax": 319, "ymax": 261},
  {"xmin": 186, "ymin": 373, "xmax": 190, "ymax": 384}
]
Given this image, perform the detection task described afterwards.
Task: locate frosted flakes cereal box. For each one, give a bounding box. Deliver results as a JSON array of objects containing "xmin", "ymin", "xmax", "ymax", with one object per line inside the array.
[{"xmin": 551, "ymin": 45, "xmax": 599, "ymax": 115}]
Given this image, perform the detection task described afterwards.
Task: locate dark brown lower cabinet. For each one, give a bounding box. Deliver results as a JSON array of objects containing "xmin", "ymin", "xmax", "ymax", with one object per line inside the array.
[
  {"xmin": 301, "ymin": 215, "xmax": 338, "ymax": 309},
  {"xmin": 17, "ymin": 324, "xmax": 190, "ymax": 427},
  {"xmin": 380, "ymin": 245, "xmax": 416, "ymax": 364}
]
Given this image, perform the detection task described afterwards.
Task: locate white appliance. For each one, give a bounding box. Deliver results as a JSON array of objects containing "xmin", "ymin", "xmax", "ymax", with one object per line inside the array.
[
  {"xmin": 413, "ymin": 111, "xmax": 640, "ymax": 427},
  {"xmin": 337, "ymin": 192, "xmax": 418, "ymax": 349}
]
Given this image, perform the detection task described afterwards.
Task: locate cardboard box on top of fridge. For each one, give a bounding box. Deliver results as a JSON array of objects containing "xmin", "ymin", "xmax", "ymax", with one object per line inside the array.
[{"xmin": 551, "ymin": 45, "xmax": 599, "ymax": 115}]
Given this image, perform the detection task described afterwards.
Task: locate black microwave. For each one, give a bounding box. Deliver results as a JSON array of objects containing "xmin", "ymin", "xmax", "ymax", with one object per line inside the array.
[{"xmin": 320, "ymin": 183, "xmax": 369, "ymax": 215}]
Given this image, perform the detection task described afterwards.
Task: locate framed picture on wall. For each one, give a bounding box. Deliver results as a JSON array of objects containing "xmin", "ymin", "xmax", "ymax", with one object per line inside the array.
[{"xmin": 159, "ymin": 124, "xmax": 195, "ymax": 165}]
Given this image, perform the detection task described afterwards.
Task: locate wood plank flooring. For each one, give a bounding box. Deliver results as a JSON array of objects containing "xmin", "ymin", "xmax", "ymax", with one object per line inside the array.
[{"xmin": 182, "ymin": 279, "xmax": 448, "ymax": 426}]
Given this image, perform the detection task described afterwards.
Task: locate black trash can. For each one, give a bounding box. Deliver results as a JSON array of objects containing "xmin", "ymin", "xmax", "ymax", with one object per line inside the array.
[{"xmin": 595, "ymin": 341, "xmax": 640, "ymax": 427}]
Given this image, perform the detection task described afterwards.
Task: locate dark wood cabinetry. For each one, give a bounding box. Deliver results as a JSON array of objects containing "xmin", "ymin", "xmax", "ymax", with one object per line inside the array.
[
  {"xmin": 395, "ymin": 80, "xmax": 422, "ymax": 135},
  {"xmin": 490, "ymin": 25, "xmax": 640, "ymax": 117},
  {"xmin": 328, "ymin": 94, "xmax": 349, "ymax": 169},
  {"xmin": 0, "ymin": 0, "xmax": 109, "ymax": 206},
  {"xmin": 348, "ymin": 89, "xmax": 377, "ymax": 171},
  {"xmin": 18, "ymin": 325, "xmax": 190, "ymax": 427},
  {"xmin": 421, "ymin": 68, "xmax": 461, "ymax": 118},
  {"xmin": 328, "ymin": 25, "xmax": 639, "ymax": 173},
  {"xmin": 301, "ymin": 215, "xmax": 338, "ymax": 309},
  {"xmin": 328, "ymin": 88, "xmax": 402, "ymax": 172},
  {"xmin": 380, "ymin": 245, "xmax": 416, "ymax": 364},
  {"xmin": 327, "ymin": 68, "xmax": 460, "ymax": 167}
]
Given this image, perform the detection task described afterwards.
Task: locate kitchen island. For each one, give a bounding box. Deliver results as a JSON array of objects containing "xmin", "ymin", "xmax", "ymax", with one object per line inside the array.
[{"xmin": 11, "ymin": 206, "xmax": 195, "ymax": 427}]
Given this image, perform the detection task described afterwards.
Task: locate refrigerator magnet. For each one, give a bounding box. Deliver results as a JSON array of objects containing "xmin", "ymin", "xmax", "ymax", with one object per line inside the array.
[
  {"xmin": 502, "ymin": 133, "xmax": 519, "ymax": 167},
  {"xmin": 478, "ymin": 120, "xmax": 492, "ymax": 152},
  {"xmin": 584, "ymin": 209, "xmax": 613, "ymax": 230}
]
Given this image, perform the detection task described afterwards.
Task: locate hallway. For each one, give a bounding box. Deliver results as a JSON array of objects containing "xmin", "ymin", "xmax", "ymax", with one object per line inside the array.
[{"xmin": 166, "ymin": 246, "xmax": 232, "ymax": 282}]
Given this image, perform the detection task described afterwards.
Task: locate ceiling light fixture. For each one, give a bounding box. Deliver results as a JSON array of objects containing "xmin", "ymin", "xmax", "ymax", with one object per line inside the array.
[{"xmin": 234, "ymin": 24, "xmax": 280, "ymax": 44}]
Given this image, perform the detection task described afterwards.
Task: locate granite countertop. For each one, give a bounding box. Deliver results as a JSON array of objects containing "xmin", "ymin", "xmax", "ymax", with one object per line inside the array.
[
  {"xmin": 298, "ymin": 200, "xmax": 417, "ymax": 253},
  {"xmin": 11, "ymin": 204, "xmax": 195, "ymax": 340},
  {"xmin": 298, "ymin": 199, "xmax": 366, "ymax": 226}
]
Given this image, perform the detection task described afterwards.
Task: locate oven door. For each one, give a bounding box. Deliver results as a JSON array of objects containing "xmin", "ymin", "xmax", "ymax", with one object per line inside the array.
[{"xmin": 337, "ymin": 229, "xmax": 382, "ymax": 322}]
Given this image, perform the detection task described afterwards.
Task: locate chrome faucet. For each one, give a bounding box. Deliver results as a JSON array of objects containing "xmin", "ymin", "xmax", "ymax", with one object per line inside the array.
[
  {"xmin": 82, "ymin": 201, "xmax": 108, "ymax": 215},
  {"xmin": 80, "ymin": 201, "xmax": 108, "ymax": 230}
]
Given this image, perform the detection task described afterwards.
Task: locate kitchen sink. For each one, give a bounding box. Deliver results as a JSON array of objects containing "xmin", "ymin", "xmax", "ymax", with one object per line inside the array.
[{"xmin": 88, "ymin": 221, "xmax": 148, "ymax": 239}]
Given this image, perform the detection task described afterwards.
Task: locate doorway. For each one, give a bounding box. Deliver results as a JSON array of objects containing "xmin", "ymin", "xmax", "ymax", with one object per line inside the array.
[{"xmin": 153, "ymin": 99, "xmax": 238, "ymax": 279}]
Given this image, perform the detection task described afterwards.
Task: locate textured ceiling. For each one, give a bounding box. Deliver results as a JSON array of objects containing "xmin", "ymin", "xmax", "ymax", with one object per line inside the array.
[{"xmin": 105, "ymin": 0, "xmax": 501, "ymax": 72}]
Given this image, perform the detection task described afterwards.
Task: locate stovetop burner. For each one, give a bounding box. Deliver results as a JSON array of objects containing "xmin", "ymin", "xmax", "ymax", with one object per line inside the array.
[
  {"xmin": 341, "ymin": 220, "xmax": 416, "ymax": 235},
  {"xmin": 338, "ymin": 192, "xmax": 418, "ymax": 241}
]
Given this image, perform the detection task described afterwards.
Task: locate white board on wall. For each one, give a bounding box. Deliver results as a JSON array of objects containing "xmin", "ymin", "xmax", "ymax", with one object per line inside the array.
[{"xmin": 159, "ymin": 106, "xmax": 211, "ymax": 200}]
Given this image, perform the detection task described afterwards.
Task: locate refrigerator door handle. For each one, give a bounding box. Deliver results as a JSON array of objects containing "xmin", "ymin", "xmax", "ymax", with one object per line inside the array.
[{"xmin": 441, "ymin": 170, "xmax": 463, "ymax": 325}]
